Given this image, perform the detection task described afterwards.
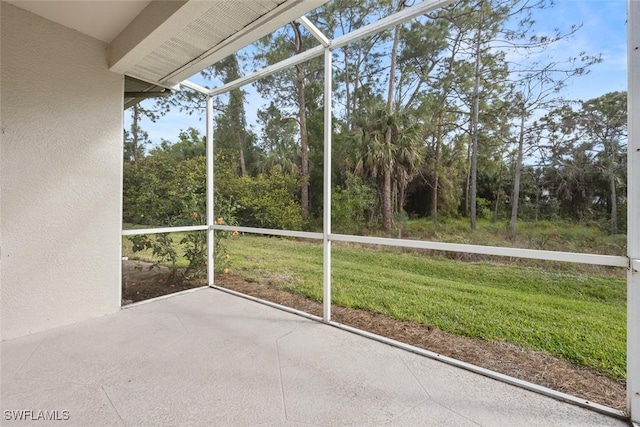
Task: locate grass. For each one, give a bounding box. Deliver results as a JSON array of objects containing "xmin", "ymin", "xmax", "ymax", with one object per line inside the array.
[{"xmin": 225, "ymin": 235, "xmax": 626, "ymax": 381}]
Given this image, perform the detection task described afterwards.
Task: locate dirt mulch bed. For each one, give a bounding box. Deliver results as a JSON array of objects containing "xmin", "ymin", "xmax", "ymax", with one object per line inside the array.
[
  {"xmin": 122, "ymin": 260, "xmax": 205, "ymax": 304},
  {"xmin": 121, "ymin": 260, "xmax": 626, "ymax": 411}
]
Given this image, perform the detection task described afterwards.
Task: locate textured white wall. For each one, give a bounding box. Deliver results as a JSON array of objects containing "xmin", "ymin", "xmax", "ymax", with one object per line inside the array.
[{"xmin": 1, "ymin": 3, "xmax": 123, "ymax": 339}]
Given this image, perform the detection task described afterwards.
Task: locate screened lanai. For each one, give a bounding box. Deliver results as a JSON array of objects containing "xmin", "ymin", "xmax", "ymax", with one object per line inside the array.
[
  {"xmin": 116, "ymin": 0, "xmax": 640, "ymax": 423},
  {"xmin": 1, "ymin": 0, "xmax": 638, "ymax": 424}
]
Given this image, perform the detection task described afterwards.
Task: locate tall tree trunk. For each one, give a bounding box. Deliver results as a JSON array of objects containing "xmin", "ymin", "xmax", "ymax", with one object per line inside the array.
[
  {"xmin": 383, "ymin": 167, "xmax": 392, "ymax": 230},
  {"xmin": 399, "ymin": 172, "xmax": 407, "ymax": 214},
  {"xmin": 235, "ymin": 90, "xmax": 247, "ymax": 177},
  {"xmin": 382, "ymin": 6, "xmax": 402, "ymax": 231},
  {"xmin": 469, "ymin": 36, "xmax": 480, "ymax": 230},
  {"xmin": 219, "ymin": 55, "xmax": 247, "ymax": 177},
  {"xmin": 470, "ymin": 17, "xmax": 482, "ymax": 230},
  {"xmin": 392, "ymin": 178, "xmax": 398, "ymax": 215},
  {"xmin": 131, "ymin": 104, "xmax": 141, "ymax": 167},
  {"xmin": 465, "ymin": 139, "xmax": 471, "ymax": 217},
  {"xmin": 493, "ymin": 143, "xmax": 507, "ymax": 224},
  {"xmin": 509, "ymin": 110, "xmax": 526, "ymax": 236},
  {"xmin": 609, "ymin": 139, "xmax": 618, "ymax": 234},
  {"xmin": 292, "ymin": 23, "xmax": 309, "ymax": 219},
  {"xmin": 343, "ymin": 47, "xmax": 352, "ymax": 130},
  {"xmin": 430, "ymin": 32, "xmax": 462, "ymax": 221},
  {"xmin": 354, "ymin": 49, "xmax": 361, "ymax": 126},
  {"xmin": 431, "ymin": 113, "xmax": 443, "ymax": 222},
  {"xmin": 239, "ymin": 143, "xmax": 247, "ymax": 177},
  {"xmin": 296, "ymin": 66, "xmax": 309, "ymax": 219}
]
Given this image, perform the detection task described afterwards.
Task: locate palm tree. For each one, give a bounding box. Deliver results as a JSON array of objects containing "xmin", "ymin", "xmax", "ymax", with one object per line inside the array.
[
  {"xmin": 350, "ymin": 106, "xmax": 424, "ymax": 230},
  {"xmin": 255, "ymin": 145, "xmax": 301, "ymax": 176}
]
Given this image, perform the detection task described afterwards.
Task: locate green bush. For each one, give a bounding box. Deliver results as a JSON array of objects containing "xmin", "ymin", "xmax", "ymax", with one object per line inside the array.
[
  {"xmin": 332, "ymin": 174, "xmax": 378, "ymax": 233},
  {"xmin": 123, "ymin": 155, "xmax": 208, "ymax": 226},
  {"xmin": 129, "ymin": 233, "xmax": 179, "ymax": 277},
  {"xmin": 124, "ymin": 153, "xmax": 242, "ymax": 276},
  {"xmin": 476, "ymin": 197, "xmax": 493, "ymax": 220},
  {"xmin": 218, "ymin": 171, "xmax": 304, "ymax": 230}
]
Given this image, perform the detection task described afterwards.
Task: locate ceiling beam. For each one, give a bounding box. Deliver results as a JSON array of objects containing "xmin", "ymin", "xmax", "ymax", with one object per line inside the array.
[
  {"xmin": 108, "ymin": 1, "xmax": 210, "ymax": 77},
  {"xmin": 331, "ymin": 0, "xmax": 455, "ymax": 50},
  {"xmin": 297, "ymin": 16, "xmax": 330, "ymax": 47},
  {"xmin": 162, "ymin": 0, "xmax": 327, "ymax": 85},
  {"xmin": 208, "ymin": 45, "xmax": 324, "ymax": 97},
  {"xmin": 180, "ymin": 80, "xmax": 210, "ymax": 95}
]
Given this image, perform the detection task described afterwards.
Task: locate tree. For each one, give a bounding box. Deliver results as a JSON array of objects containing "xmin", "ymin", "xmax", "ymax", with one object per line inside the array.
[
  {"xmin": 312, "ymin": 0, "xmax": 391, "ymax": 131},
  {"xmin": 505, "ymin": 22, "xmax": 600, "ymax": 235},
  {"xmin": 255, "ymin": 103, "xmax": 300, "ymax": 174},
  {"xmin": 253, "ymin": 23, "xmax": 323, "ymax": 220},
  {"xmin": 536, "ymin": 99, "xmax": 626, "ymax": 229},
  {"xmin": 380, "ymin": 0, "xmax": 406, "ymax": 231},
  {"xmin": 292, "ymin": 22, "xmax": 311, "ymax": 219},
  {"xmin": 350, "ymin": 105, "xmax": 423, "ymax": 229},
  {"xmin": 578, "ymin": 91, "xmax": 627, "ymax": 234},
  {"xmin": 435, "ymin": 0, "xmax": 590, "ymax": 230},
  {"xmin": 124, "ymin": 103, "xmax": 162, "ymax": 166},
  {"xmin": 149, "ymin": 128, "xmax": 206, "ymax": 160},
  {"xmin": 399, "ymin": 10, "xmax": 457, "ymax": 222},
  {"xmin": 210, "ymin": 54, "xmax": 252, "ymax": 177}
]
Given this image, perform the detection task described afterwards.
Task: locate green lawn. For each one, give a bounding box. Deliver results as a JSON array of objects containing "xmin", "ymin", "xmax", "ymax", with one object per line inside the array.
[{"xmin": 224, "ymin": 235, "xmax": 626, "ymax": 380}]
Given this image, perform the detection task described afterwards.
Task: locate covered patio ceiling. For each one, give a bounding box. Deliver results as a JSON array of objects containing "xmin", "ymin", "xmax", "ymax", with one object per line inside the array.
[{"xmin": 7, "ymin": 0, "xmax": 326, "ymax": 89}]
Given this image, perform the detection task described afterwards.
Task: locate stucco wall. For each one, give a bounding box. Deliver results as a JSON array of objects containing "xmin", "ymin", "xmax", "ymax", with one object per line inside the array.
[{"xmin": 1, "ymin": 3, "xmax": 123, "ymax": 339}]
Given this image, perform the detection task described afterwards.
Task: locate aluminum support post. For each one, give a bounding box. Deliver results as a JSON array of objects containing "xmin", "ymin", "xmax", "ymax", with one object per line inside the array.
[
  {"xmin": 206, "ymin": 95, "xmax": 215, "ymax": 286},
  {"xmin": 628, "ymin": 0, "xmax": 640, "ymax": 422},
  {"xmin": 627, "ymin": 0, "xmax": 640, "ymax": 424},
  {"xmin": 323, "ymin": 48, "xmax": 333, "ymax": 322}
]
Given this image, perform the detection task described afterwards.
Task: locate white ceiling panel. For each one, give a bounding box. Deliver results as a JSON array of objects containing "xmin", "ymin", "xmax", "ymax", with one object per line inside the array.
[{"xmin": 111, "ymin": 0, "xmax": 327, "ymax": 86}]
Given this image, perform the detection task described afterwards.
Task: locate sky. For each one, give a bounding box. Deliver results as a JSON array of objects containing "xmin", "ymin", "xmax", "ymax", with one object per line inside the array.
[
  {"xmin": 534, "ymin": 0, "xmax": 627, "ymax": 100},
  {"xmin": 126, "ymin": 0, "xmax": 628, "ymax": 149}
]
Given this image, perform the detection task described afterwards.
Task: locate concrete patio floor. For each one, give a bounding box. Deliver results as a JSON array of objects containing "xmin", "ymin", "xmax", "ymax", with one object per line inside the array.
[{"xmin": 1, "ymin": 288, "xmax": 629, "ymax": 426}]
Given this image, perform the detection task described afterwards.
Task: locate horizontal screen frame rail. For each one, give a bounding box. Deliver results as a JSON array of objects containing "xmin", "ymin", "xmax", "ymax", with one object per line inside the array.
[
  {"xmin": 330, "ymin": 233, "xmax": 629, "ymax": 268},
  {"xmin": 122, "ymin": 225, "xmax": 628, "ymax": 267},
  {"xmin": 122, "ymin": 225, "xmax": 208, "ymax": 236}
]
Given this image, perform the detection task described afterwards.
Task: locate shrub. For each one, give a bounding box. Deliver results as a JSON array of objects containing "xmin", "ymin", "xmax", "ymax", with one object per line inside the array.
[
  {"xmin": 332, "ymin": 174, "xmax": 378, "ymax": 233},
  {"xmin": 476, "ymin": 197, "xmax": 492, "ymax": 220},
  {"xmin": 129, "ymin": 233, "xmax": 179, "ymax": 278},
  {"xmin": 126, "ymin": 153, "xmax": 240, "ymax": 276},
  {"xmin": 219, "ymin": 171, "xmax": 304, "ymax": 230}
]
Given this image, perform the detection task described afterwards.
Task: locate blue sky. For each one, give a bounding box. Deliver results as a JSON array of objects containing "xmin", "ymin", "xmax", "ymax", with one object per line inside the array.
[
  {"xmin": 537, "ymin": 0, "xmax": 627, "ymax": 100},
  {"xmin": 126, "ymin": 0, "xmax": 628, "ymax": 148}
]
